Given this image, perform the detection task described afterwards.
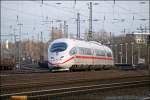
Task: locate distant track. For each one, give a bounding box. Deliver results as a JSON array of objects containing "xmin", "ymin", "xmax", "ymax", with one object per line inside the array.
[
  {"xmin": 0, "ymin": 63, "xmax": 49, "ymax": 74},
  {"xmin": 0, "ymin": 80, "xmax": 149, "ymax": 100},
  {"xmin": 0, "ymin": 70, "xmax": 50, "ymax": 76}
]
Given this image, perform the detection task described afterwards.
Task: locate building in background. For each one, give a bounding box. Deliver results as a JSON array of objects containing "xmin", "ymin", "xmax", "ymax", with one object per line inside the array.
[{"xmin": 126, "ymin": 32, "xmax": 150, "ymax": 44}]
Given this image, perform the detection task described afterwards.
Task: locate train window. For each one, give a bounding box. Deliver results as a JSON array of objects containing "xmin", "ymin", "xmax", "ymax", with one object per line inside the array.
[
  {"xmin": 50, "ymin": 42, "xmax": 67, "ymax": 52},
  {"xmin": 86, "ymin": 48, "xmax": 92, "ymax": 55},
  {"xmin": 78, "ymin": 47, "xmax": 92, "ymax": 55},
  {"xmin": 107, "ymin": 52, "xmax": 112, "ymax": 57},
  {"xmin": 95, "ymin": 50, "xmax": 105, "ymax": 56},
  {"xmin": 102, "ymin": 51, "xmax": 105, "ymax": 56},
  {"xmin": 69, "ymin": 47, "xmax": 77, "ymax": 55},
  {"xmin": 79, "ymin": 47, "xmax": 84, "ymax": 55}
]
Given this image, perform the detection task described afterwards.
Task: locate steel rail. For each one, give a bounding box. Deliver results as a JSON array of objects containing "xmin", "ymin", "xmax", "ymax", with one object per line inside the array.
[{"xmin": 0, "ymin": 80, "xmax": 149, "ymax": 100}]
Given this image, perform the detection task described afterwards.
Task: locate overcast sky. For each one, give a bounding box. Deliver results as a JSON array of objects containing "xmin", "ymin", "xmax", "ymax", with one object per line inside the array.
[{"xmin": 1, "ymin": 0, "xmax": 149, "ymax": 42}]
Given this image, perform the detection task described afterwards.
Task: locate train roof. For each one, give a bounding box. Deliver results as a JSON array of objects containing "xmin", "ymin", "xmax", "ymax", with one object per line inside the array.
[{"xmin": 50, "ymin": 38, "xmax": 112, "ymax": 52}]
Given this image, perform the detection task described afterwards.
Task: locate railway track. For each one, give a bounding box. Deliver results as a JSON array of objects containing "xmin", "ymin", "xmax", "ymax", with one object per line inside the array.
[
  {"xmin": 1, "ymin": 69, "xmax": 148, "ymax": 85},
  {"xmin": 0, "ymin": 80, "xmax": 149, "ymax": 100},
  {"xmin": 0, "ymin": 75, "xmax": 149, "ymax": 94}
]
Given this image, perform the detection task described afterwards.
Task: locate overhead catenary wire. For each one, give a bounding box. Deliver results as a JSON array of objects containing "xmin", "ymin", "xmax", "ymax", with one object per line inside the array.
[
  {"xmin": 116, "ymin": 4, "xmax": 147, "ymax": 18},
  {"xmin": 1, "ymin": 0, "xmax": 149, "ymax": 37},
  {"xmin": 2, "ymin": 1, "xmax": 148, "ymax": 23},
  {"xmin": 33, "ymin": 1, "xmax": 89, "ymax": 18}
]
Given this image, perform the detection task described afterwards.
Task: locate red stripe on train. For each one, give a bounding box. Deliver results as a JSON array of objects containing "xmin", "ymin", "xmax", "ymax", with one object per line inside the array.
[
  {"xmin": 48, "ymin": 56, "xmax": 74, "ymax": 65},
  {"xmin": 76, "ymin": 56, "xmax": 113, "ymax": 60},
  {"xmin": 48, "ymin": 55, "xmax": 113, "ymax": 65}
]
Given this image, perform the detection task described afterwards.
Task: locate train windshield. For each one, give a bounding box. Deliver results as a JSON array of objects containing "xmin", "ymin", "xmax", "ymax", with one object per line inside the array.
[{"xmin": 50, "ymin": 42, "xmax": 67, "ymax": 52}]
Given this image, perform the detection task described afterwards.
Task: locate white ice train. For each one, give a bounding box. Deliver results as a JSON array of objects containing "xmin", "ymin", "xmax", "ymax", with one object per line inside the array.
[{"xmin": 48, "ymin": 38, "xmax": 114, "ymax": 71}]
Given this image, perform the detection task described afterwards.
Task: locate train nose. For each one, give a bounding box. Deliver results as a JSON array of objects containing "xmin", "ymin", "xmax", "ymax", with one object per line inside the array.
[
  {"xmin": 49, "ymin": 56, "xmax": 61, "ymax": 65},
  {"xmin": 48, "ymin": 60, "xmax": 60, "ymax": 69},
  {"xmin": 50, "ymin": 56, "xmax": 64, "ymax": 61}
]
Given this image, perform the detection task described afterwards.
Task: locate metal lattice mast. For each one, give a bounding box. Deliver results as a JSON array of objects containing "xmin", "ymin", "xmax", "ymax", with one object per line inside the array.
[
  {"xmin": 88, "ymin": 2, "xmax": 92, "ymax": 41},
  {"xmin": 77, "ymin": 13, "xmax": 80, "ymax": 39}
]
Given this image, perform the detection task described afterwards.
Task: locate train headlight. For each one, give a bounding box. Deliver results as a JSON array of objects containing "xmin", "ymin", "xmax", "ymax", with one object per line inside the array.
[{"xmin": 61, "ymin": 56, "xmax": 64, "ymax": 58}]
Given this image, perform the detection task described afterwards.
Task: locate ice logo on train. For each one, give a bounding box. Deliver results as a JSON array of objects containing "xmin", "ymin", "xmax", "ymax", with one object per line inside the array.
[{"xmin": 48, "ymin": 38, "xmax": 114, "ymax": 71}]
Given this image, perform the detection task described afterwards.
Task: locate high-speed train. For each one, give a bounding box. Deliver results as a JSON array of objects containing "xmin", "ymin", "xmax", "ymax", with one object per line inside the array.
[{"xmin": 48, "ymin": 38, "xmax": 114, "ymax": 71}]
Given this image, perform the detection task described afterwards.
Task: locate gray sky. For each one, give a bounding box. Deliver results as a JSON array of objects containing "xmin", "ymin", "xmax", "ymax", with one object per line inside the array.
[{"xmin": 1, "ymin": 0, "xmax": 149, "ymax": 42}]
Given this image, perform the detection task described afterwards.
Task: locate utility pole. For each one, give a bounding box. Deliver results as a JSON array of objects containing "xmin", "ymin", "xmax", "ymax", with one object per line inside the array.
[
  {"xmin": 123, "ymin": 28, "xmax": 126, "ymax": 34},
  {"xmin": 115, "ymin": 44, "xmax": 118, "ymax": 63},
  {"xmin": 125, "ymin": 43, "xmax": 128, "ymax": 64},
  {"xmin": 88, "ymin": 2, "xmax": 92, "ymax": 41},
  {"xmin": 64, "ymin": 21, "xmax": 68, "ymax": 38},
  {"xmin": 9, "ymin": 25, "xmax": 13, "ymax": 43},
  {"xmin": 77, "ymin": 12, "xmax": 80, "ymax": 39},
  {"xmin": 131, "ymin": 42, "xmax": 134, "ymax": 65},
  {"xmin": 66, "ymin": 25, "xmax": 68, "ymax": 38},
  {"xmin": 40, "ymin": 32, "xmax": 43, "ymax": 61},
  {"xmin": 59, "ymin": 23, "xmax": 62, "ymax": 34},
  {"xmin": 147, "ymin": 34, "xmax": 150, "ymax": 69},
  {"xmin": 18, "ymin": 23, "xmax": 23, "ymax": 68},
  {"xmin": 13, "ymin": 28, "xmax": 17, "ymax": 62},
  {"xmin": 64, "ymin": 21, "xmax": 66, "ymax": 37},
  {"xmin": 109, "ymin": 32, "xmax": 112, "ymax": 44},
  {"xmin": 51, "ymin": 20, "xmax": 54, "ymax": 41},
  {"xmin": 138, "ymin": 44, "xmax": 140, "ymax": 64},
  {"xmin": 32, "ymin": 35, "xmax": 34, "ymax": 59},
  {"xmin": 27, "ymin": 32, "xmax": 30, "ymax": 58},
  {"xmin": 120, "ymin": 44, "xmax": 123, "ymax": 64}
]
